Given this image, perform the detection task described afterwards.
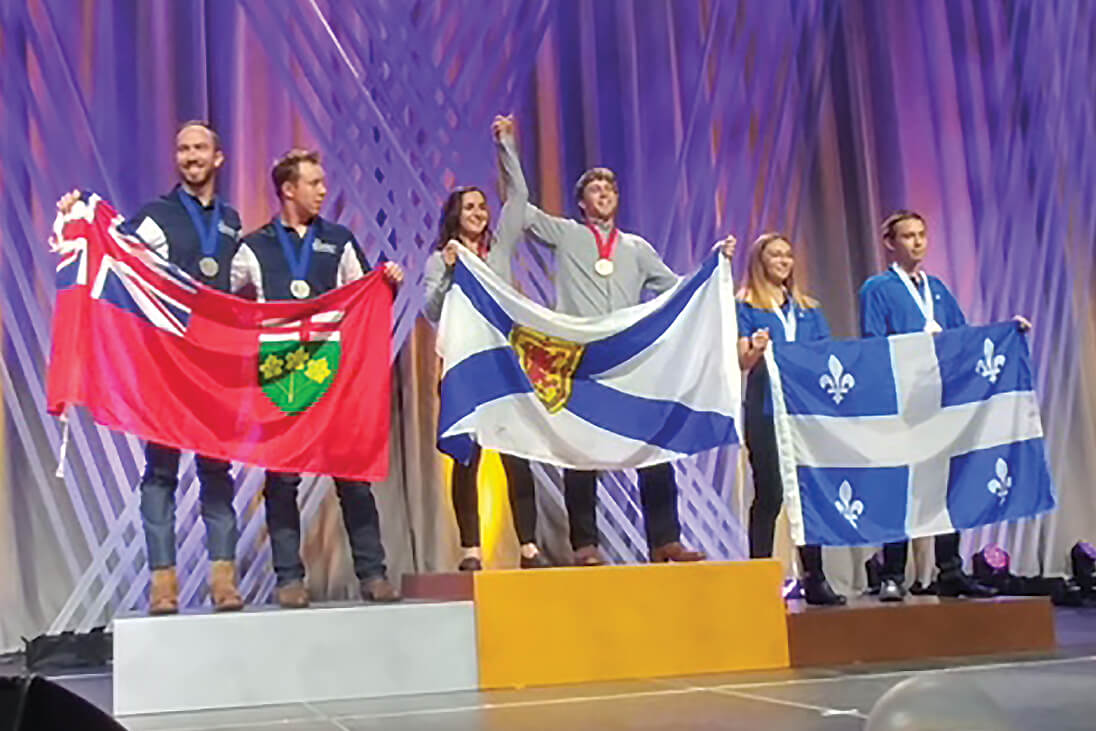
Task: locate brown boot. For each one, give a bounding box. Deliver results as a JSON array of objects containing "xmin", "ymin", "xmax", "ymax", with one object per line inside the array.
[
  {"xmin": 361, "ymin": 577, "xmax": 401, "ymax": 603},
  {"xmin": 573, "ymin": 545, "xmax": 606, "ymax": 566},
  {"xmin": 209, "ymin": 560, "xmax": 244, "ymax": 612},
  {"xmin": 650, "ymin": 541, "xmax": 705, "ymax": 563},
  {"xmin": 149, "ymin": 567, "xmax": 179, "ymax": 615},
  {"xmin": 276, "ymin": 580, "xmax": 310, "ymax": 609}
]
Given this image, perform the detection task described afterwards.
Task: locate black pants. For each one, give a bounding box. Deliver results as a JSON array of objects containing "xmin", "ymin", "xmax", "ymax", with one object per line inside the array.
[
  {"xmin": 745, "ymin": 411, "xmax": 824, "ymax": 577},
  {"xmin": 881, "ymin": 533, "xmax": 962, "ymax": 583},
  {"xmin": 452, "ymin": 447, "xmax": 538, "ymax": 547},
  {"xmin": 264, "ymin": 471, "xmax": 386, "ymax": 586},
  {"xmin": 563, "ymin": 463, "xmax": 680, "ymax": 551}
]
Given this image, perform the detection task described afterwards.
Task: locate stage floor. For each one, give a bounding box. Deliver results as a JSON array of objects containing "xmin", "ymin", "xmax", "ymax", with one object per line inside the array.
[{"xmin": 6, "ymin": 607, "xmax": 1094, "ymax": 730}]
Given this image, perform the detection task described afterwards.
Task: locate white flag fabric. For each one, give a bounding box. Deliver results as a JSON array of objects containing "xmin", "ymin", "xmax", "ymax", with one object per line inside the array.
[{"xmin": 436, "ymin": 249, "xmax": 740, "ymax": 469}]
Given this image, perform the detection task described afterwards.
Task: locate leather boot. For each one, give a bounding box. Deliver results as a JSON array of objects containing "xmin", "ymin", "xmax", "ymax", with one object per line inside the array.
[
  {"xmin": 210, "ymin": 560, "xmax": 244, "ymax": 612},
  {"xmin": 573, "ymin": 545, "xmax": 606, "ymax": 566},
  {"xmin": 650, "ymin": 541, "xmax": 705, "ymax": 563},
  {"xmin": 802, "ymin": 574, "xmax": 847, "ymax": 606},
  {"xmin": 149, "ymin": 567, "xmax": 179, "ymax": 615},
  {"xmin": 361, "ymin": 577, "xmax": 401, "ymax": 603},
  {"xmin": 276, "ymin": 580, "xmax": 310, "ymax": 609}
]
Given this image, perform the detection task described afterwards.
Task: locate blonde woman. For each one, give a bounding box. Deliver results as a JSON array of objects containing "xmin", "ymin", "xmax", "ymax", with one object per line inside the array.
[{"xmin": 736, "ymin": 233, "xmax": 844, "ymax": 605}]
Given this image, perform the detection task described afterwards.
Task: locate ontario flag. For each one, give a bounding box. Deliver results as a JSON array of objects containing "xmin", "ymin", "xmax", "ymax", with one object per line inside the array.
[{"xmin": 46, "ymin": 194, "xmax": 392, "ymax": 480}]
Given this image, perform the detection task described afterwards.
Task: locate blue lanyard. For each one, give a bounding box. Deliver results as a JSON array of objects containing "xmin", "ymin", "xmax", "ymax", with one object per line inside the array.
[
  {"xmin": 176, "ymin": 189, "xmax": 223, "ymax": 258},
  {"xmin": 273, "ymin": 218, "xmax": 318, "ymax": 282}
]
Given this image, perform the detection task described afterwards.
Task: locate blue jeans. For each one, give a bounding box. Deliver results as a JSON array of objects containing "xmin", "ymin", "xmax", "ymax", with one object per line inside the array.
[
  {"xmin": 140, "ymin": 442, "xmax": 238, "ymax": 569},
  {"xmin": 264, "ymin": 471, "xmax": 387, "ymax": 586}
]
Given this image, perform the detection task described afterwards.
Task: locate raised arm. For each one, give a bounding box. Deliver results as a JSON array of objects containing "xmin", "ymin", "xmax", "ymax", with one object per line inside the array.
[
  {"xmin": 492, "ymin": 116, "xmax": 527, "ymax": 260},
  {"xmin": 494, "ymin": 116, "xmax": 578, "ymax": 247}
]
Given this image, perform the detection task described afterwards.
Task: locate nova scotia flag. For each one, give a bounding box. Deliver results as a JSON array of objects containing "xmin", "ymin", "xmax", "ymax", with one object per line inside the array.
[
  {"xmin": 436, "ymin": 249, "xmax": 740, "ymax": 469},
  {"xmin": 767, "ymin": 323, "xmax": 1056, "ymax": 546}
]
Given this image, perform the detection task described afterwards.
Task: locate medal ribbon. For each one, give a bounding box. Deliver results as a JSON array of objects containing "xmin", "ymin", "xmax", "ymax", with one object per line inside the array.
[
  {"xmin": 177, "ymin": 188, "xmax": 223, "ymax": 260},
  {"xmin": 771, "ymin": 295, "xmax": 797, "ymax": 342},
  {"xmin": 586, "ymin": 222, "xmax": 619, "ymax": 262},
  {"xmin": 891, "ymin": 263, "xmax": 936, "ymax": 328},
  {"xmin": 274, "ymin": 218, "xmax": 318, "ymax": 286}
]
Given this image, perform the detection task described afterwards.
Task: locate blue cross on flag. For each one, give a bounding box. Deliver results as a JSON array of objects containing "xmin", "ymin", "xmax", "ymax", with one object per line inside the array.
[
  {"xmin": 767, "ymin": 323, "xmax": 1056, "ymax": 546},
  {"xmin": 436, "ymin": 249, "xmax": 740, "ymax": 469}
]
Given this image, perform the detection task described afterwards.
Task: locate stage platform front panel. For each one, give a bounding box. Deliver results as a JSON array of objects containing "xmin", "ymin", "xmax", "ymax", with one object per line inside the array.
[
  {"xmin": 473, "ymin": 559, "xmax": 789, "ymax": 688},
  {"xmin": 113, "ymin": 600, "xmax": 478, "ymax": 715},
  {"xmin": 786, "ymin": 595, "xmax": 1057, "ymax": 667}
]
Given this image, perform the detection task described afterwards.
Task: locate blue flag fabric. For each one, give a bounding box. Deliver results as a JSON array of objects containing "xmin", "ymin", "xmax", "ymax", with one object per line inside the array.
[{"xmin": 767, "ymin": 323, "xmax": 1056, "ymax": 546}]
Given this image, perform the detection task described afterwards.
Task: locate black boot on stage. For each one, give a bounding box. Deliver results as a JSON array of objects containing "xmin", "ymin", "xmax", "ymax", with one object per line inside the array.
[
  {"xmin": 802, "ymin": 574, "xmax": 847, "ymax": 606},
  {"xmin": 937, "ymin": 569, "xmax": 997, "ymax": 598}
]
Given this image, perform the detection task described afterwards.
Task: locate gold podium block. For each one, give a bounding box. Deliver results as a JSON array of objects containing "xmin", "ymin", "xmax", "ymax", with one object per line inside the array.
[{"xmin": 473, "ymin": 559, "xmax": 789, "ymax": 688}]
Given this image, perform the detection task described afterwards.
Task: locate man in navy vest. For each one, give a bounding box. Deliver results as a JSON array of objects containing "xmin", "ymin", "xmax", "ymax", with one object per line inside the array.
[
  {"xmin": 231, "ymin": 149, "xmax": 404, "ymax": 608},
  {"xmin": 56, "ymin": 121, "xmax": 245, "ymax": 614}
]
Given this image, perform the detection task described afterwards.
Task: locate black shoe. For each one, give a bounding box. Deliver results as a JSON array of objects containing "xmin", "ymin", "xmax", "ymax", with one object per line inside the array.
[
  {"xmin": 909, "ymin": 580, "xmax": 938, "ymax": 596},
  {"xmin": 879, "ymin": 578, "xmax": 907, "ymax": 602},
  {"xmin": 802, "ymin": 577, "xmax": 846, "ymax": 606},
  {"xmin": 937, "ymin": 570, "xmax": 997, "ymax": 598},
  {"xmin": 520, "ymin": 552, "xmax": 551, "ymax": 569},
  {"xmin": 458, "ymin": 557, "xmax": 482, "ymax": 572}
]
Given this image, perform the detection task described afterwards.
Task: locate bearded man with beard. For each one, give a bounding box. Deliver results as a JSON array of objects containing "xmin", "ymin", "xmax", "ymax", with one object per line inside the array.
[{"xmin": 57, "ymin": 121, "xmax": 246, "ymax": 615}]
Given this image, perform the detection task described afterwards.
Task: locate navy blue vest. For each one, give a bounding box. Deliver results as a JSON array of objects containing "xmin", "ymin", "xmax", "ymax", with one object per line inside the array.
[
  {"xmin": 121, "ymin": 186, "xmax": 242, "ymax": 292},
  {"xmin": 240, "ymin": 216, "xmax": 365, "ymax": 300}
]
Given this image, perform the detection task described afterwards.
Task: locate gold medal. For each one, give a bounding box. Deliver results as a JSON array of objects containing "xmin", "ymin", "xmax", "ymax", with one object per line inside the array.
[
  {"xmin": 290, "ymin": 279, "xmax": 311, "ymax": 299},
  {"xmin": 594, "ymin": 258, "xmax": 614, "ymax": 277},
  {"xmin": 199, "ymin": 256, "xmax": 219, "ymax": 278}
]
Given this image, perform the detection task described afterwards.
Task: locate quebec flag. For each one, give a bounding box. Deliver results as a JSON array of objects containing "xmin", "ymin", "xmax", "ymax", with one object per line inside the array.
[
  {"xmin": 767, "ymin": 323, "xmax": 1056, "ymax": 546},
  {"xmin": 436, "ymin": 249, "xmax": 740, "ymax": 469}
]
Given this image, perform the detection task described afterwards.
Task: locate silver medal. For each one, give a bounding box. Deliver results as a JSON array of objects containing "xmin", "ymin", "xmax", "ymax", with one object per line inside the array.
[
  {"xmin": 290, "ymin": 279, "xmax": 311, "ymax": 299},
  {"xmin": 594, "ymin": 258, "xmax": 614, "ymax": 277},
  {"xmin": 199, "ymin": 256, "xmax": 219, "ymax": 278}
]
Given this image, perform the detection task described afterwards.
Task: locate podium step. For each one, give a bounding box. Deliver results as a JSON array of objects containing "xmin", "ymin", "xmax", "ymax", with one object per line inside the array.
[
  {"xmin": 473, "ymin": 560, "xmax": 789, "ymax": 688},
  {"xmin": 112, "ymin": 600, "xmax": 477, "ymax": 715},
  {"xmin": 401, "ymin": 571, "xmax": 474, "ymax": 601},
  {"xmin": 786, "ymin": 595, "xmax": 1057, "ymax": 667}
]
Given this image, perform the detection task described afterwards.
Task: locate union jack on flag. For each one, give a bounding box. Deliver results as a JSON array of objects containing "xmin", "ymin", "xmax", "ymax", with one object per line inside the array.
[
  {"xmin": 90, "ymin": 256, "xmax": 192, "ymax": 337},
  {"xmin": 52, "ymin": 193, "xmax": 197, "ymax": 337}
]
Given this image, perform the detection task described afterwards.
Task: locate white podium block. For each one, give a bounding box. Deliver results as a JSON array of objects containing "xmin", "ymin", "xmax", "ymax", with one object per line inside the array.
[{"xmin": 113, "ymin": 600, "xmax": 477, "ymax": 715}]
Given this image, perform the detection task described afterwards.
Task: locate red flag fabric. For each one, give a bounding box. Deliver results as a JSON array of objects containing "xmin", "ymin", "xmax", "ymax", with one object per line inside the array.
[{"xmin": 46, "ymin": 195, "xmax": 392, "ymax": 480}]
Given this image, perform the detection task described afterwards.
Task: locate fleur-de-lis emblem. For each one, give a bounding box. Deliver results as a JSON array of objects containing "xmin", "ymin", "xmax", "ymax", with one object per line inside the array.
[
  {"xmin": 975, "ymin": 338, "xmax": 1006, "ymax": 383},
  {"xmin": 819, "ymin": 354, "xmax": 856, "ymax": 404},
  {"xmin": 834, "ymin": 480, "xmax": 864, "ymax": 527},
  {"xmin": 987, "ymin": 458, "xmax": 1012, "ymax": 503}
]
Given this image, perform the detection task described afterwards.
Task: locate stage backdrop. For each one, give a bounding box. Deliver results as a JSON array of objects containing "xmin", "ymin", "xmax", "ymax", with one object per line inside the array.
[{"xmin": 2, "ymin": 0, "xmax": 1094, "ymax": 651}]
